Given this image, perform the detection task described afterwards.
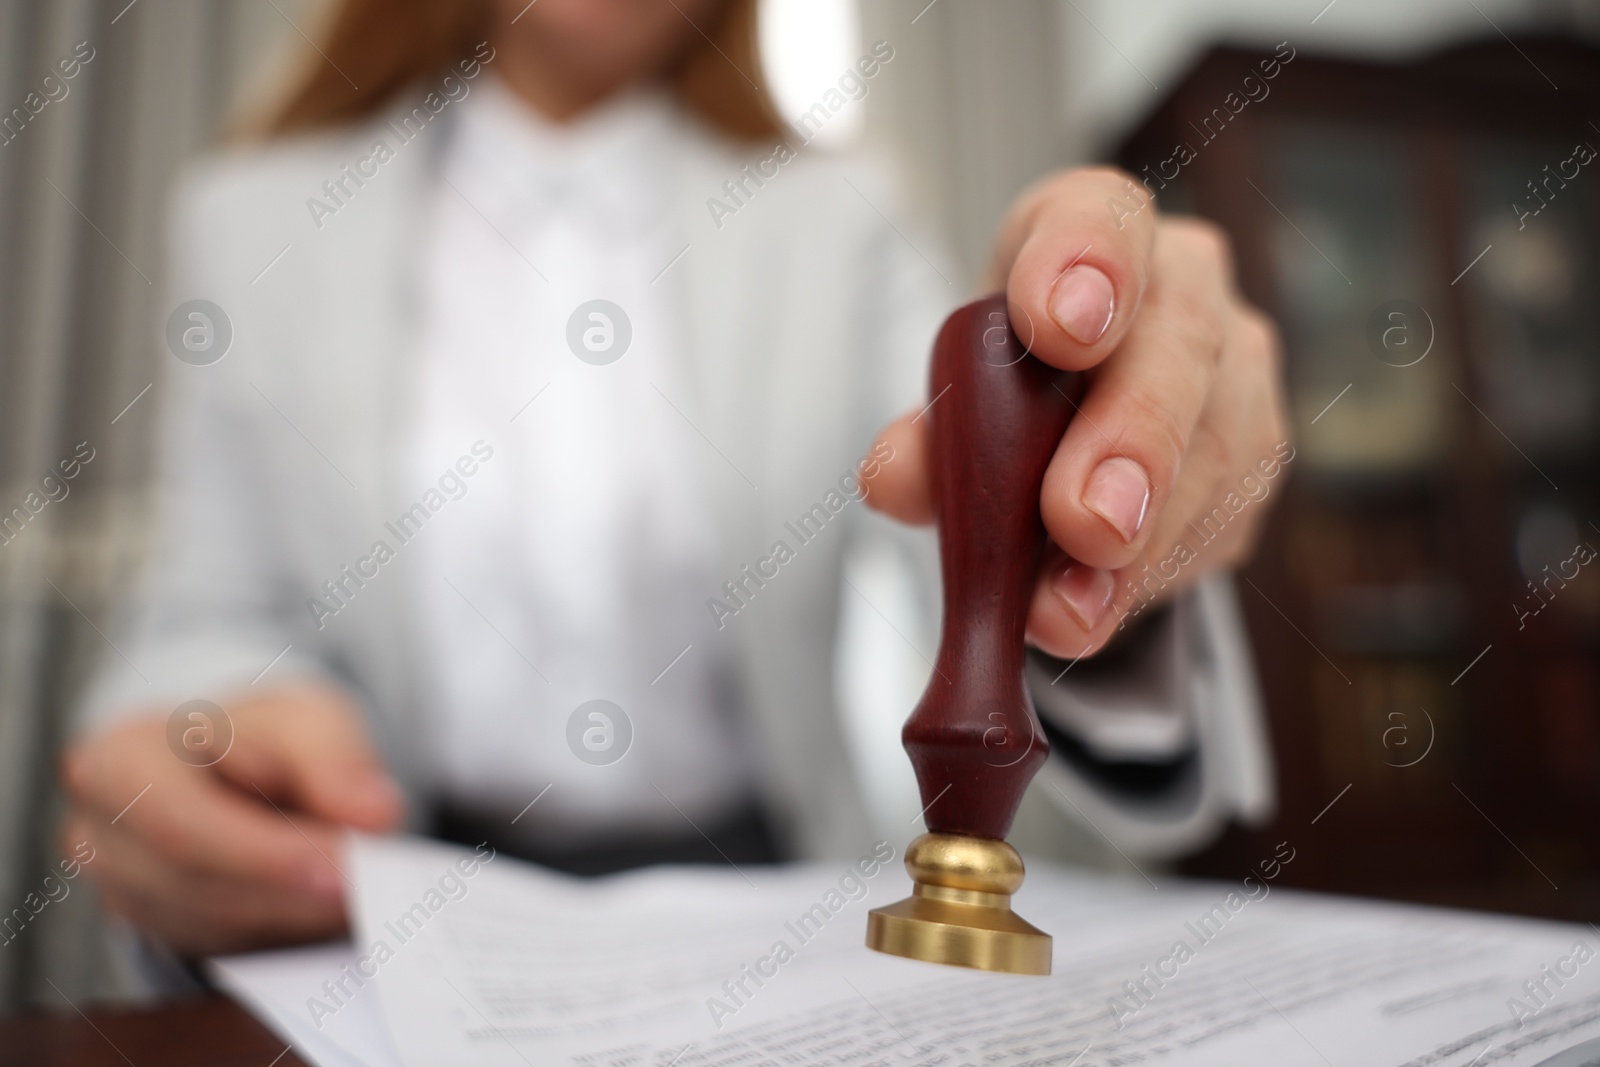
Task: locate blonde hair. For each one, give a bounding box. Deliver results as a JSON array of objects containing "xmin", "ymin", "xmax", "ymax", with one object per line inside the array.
[{"xmin": 256, "ymin": 0, "xmax": 783, "ymax": 141}]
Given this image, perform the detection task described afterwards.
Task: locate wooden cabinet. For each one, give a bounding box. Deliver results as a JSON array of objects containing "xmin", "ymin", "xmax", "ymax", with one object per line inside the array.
[{"xmin": 1116, "ymin": 38, "xmax": 1600, "ymax": 918}]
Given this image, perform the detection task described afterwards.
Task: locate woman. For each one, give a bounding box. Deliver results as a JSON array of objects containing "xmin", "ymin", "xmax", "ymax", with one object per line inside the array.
[{"xmin": 62, "ymin": 0, "xmax": 1286, "ymax": 957}]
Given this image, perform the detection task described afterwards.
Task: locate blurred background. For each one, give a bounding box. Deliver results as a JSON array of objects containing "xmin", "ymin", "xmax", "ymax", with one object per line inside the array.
[{"xmin": 1, "ymin": 0, "xmax": 1598, "ymax": 1017}]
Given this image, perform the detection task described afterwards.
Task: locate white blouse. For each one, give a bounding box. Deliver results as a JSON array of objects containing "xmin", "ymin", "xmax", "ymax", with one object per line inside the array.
[{"xmin": 406, "ymin": 76, "xmax": 755, "ymax": 842}]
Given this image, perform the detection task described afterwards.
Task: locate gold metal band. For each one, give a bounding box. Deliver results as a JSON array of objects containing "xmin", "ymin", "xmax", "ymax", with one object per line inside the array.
[{"xmin": 866, "ymin": 832, "xmax": 1052, "ymax": 975}]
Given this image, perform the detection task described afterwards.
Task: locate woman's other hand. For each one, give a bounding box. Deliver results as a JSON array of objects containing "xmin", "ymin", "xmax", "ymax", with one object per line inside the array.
[{"xmin": 60, "ymin": 683, "xmax": 403, "ymax": 956}]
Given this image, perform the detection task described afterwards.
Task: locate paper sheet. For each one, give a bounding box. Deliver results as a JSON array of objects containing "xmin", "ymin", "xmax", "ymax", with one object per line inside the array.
[
  {"xmin": 216, "ymin": 833, "xmax": 1600, "ymax": 1067},
  {"xmin": 209, "ymin": 941, "xmax": 404, "ymax": 1067}
]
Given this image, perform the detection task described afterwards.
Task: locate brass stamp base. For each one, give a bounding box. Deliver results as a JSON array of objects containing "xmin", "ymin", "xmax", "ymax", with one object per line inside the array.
[{"xmin": 866, "ymin": 833, "xmax": 1051, "ymax": 975}]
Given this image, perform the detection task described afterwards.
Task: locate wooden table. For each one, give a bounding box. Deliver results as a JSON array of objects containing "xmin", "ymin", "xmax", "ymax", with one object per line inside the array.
[{"xmin": 0, "ymin": 994, "xmax": 309, "ymax": 1067}]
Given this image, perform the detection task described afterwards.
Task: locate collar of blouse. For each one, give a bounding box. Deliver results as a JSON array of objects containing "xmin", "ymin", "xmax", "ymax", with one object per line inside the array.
[{"xmin": 444, "ymin": 73, "xmax": 682, "ymax": 242}]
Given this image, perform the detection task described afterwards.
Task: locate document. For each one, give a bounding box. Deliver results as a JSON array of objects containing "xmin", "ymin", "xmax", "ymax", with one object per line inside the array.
[
  {"xmin": 210, "ymin": 941, "xmax": 404, "ymax": 1067},
  {"xmin": 214, "ymin": 833, "xmax": 1600, "ymax": 1067}
]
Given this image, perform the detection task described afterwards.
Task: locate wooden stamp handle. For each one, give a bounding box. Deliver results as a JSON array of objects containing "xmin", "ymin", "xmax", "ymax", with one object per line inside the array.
[{"xmin": 904, "ymin": 294, "xmax": 1081, "ymax": 840}]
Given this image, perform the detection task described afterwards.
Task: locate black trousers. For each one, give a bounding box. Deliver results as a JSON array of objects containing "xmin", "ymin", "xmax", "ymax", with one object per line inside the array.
[{"xmin": 432, "ymin": 800, "xmax": 785, "ymax": 877}]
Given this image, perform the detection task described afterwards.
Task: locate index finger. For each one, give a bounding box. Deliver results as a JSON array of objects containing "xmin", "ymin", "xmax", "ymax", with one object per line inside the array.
[
  {"xmin": 993, "ymin": 166, "xmax": 1159, "ymax": 371},
  {"xmin": 66, "ymin": 722, "xmax": 347, "ymax": 897}
]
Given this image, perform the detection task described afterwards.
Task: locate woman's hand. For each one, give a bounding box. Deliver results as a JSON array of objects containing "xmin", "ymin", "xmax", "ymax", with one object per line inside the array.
[
  {"xmin": 865, "ymin": 166, "xmax": 1289, "ymax": 658},
  {"xmin": 60, "ymin": 683, "xmax": 403, "ymax": 956}
]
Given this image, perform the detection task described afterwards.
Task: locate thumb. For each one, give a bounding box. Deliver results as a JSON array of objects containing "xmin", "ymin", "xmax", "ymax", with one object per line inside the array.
[
  {"xmin": 221, "ymin": 690, "xmax": 404, "ymax": 832},
  {"xmin": 861, "ymin": 410, "xmax": 933, "ymax": 526}
]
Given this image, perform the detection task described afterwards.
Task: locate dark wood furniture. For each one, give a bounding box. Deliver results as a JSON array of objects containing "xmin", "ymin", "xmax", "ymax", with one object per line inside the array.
[
  {"xmin": 1115, "ymin": 37, "xmax": 1600, "ymax": 919},
  {"xmin": 0, "ymin": 994, "xmax": 308, "ymax": 1067}
]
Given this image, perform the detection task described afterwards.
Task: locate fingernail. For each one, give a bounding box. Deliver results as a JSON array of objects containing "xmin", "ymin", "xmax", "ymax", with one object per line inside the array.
[
  {"xmin": 1083, "ymin": 456, "xmax": 1150, "ymax": 543},
  {"xmin": 1053, "ymin": 564, "xmax": 1115, "ymax": 631},
  {"xmin": 1048, "ymin": 264, "xmax": 1115, "ymax": 345}
]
